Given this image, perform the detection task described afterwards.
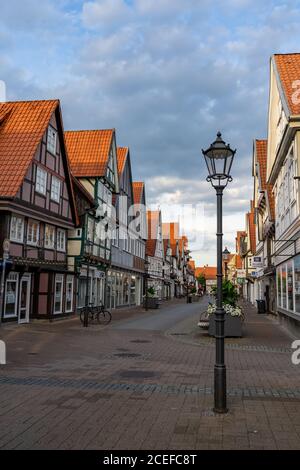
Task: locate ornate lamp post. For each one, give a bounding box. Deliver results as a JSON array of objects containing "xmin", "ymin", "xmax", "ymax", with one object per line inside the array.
[
  {"xmin": 202, "ymin": 132, "xmax": 236, "ymax": 413},
  {"xmin": 222, "ymin": 247, "xmax": 231, "ymax": 281}
]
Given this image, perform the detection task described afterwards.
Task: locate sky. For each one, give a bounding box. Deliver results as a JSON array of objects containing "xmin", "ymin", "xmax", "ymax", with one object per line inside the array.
[{"xmin": 1, "ymin": 0, "xmax": 300, "ymax": 265}]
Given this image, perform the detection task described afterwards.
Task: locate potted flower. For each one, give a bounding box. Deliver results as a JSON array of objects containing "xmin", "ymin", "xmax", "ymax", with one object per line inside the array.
[
  {"xmin": 143, "ymin": 286, "xmax": 160, "ymax": 309},
  {"xmin": 207, "ymin": 280, "xmax": 244, "ymax": 337}
]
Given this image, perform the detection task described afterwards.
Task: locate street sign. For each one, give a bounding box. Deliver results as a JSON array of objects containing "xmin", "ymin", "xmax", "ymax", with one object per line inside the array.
[
  {"xmin": 252, "ymin": 256, "xmax": 263, "ymax": 268},
  {"xmin": 237, "ymin": 269, "xmax": 246, "ymax": 278}
]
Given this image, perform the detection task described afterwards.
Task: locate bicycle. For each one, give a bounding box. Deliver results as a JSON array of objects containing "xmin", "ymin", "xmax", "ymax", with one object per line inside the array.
[{"xmin": 80, "ymin": 303, "xmax": 112, "ymax": 326}]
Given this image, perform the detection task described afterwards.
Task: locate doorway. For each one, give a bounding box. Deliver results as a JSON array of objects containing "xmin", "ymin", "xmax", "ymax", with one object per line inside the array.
[{"xmin": 18, "ymin": 274, "xmax": 31, "ymax": 324}]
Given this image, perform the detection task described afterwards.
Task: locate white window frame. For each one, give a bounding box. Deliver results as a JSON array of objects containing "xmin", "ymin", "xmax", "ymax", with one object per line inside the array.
[
  {"xmin": 4, "ymin": 272, "xmax": 19, "ymax": 318},
  {"xmin": 54, "ymin": 274, "xmax": 64, "ymax": 314},
  {"xmin": 57, "ymin": 229, "xmax": 66, "ymax": 252},
  {"xmin": 65, "ymin": 275, "xmax": 74, "ymax": 313},
  {"xmin": 10, "ymin": 215, "xmax": 24, "ymax": 243},
  {"xmin": 27, "ymin": 219, "xmax": 40, "ymax": 246},
  {"xmin": 45, "ymin": 224, "xmax": 55, "ymax": 249},
  {"xmin": 51, "ymin": 176, "xmax": 61, "ymax": 203},
  {"xmin": 47, "ymin": 126, "xmax": 57, "ymax": 155},
  {"xmin": 36, "ymin": 166, "xmax": 47, "ymax": 196}
]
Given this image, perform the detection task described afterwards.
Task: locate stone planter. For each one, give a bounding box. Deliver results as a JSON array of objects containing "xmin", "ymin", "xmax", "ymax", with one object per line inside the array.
[
  {"xmin": 208, "ymin": 314, "xmax": 243, "ymax": 337},
  {"xmin": 143, "ymin": 297, "xmax": 160, "ymax": 309},
  {"xmin": 191, "ymin": 295, "xmax": 200, "ymax": 302}
]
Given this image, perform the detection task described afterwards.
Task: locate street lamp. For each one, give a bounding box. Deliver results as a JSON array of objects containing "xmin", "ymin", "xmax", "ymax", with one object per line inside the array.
[
  {"xmin": 202, "ymin": 131, "xmax": 236, "ymax": 414},
  {"xmin": 222, "ymin": 247, "xmax": 231, "ymax": 281}
]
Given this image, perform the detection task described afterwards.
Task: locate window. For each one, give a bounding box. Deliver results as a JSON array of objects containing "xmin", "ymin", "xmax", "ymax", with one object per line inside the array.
[
  {"xmin": 51, "ymin": 176, "xmax": 61, "ymax": 202},
  {"xmin": 294, "ymin": 256, "xmax": 300, "ymax": 315},
  {"xmin": 45, "ymin": 225, "xmax": 55, "ymax": 249},
  {"xmin": 65, "ymin": 275, "xmax": 74, "ymax": 312},
  {"xmin": 47, "ymin": 126, "xmax": 57, "ymax": 155},
  {"xmin": 10, "ymin": 215, "xmax": 24, "ymax": 242},
  {"xmin": 36, "ymin": 167, "xmax": 47, "ymax": 195},
  {"xmin": 4, "ymin": 272, "xmax": 18, "ymax": 318},
  {"xmin": 54, "ymin": 274, "xmax": 63, "ymax": 314},
  {"xmin": 57, "ymin": 229, "xmax": 66, "ymax": 252},
  {"xmin": 287, "ymin": 260, "xmax": 294, "ymax": 311},
  {"xmin": 282, "ymin": 265, "xmax": 287, "ymax": 310},
  {"xmin": 27, "ymin": 219, "xmax": 39, "ymax": 246}
]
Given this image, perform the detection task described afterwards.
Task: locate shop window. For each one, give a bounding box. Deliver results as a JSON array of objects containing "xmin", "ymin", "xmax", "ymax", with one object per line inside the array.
[
  {"xmin": 294, "ymin": 256, "xmax": 300, "ymax": 315},
  {"xmin": 282, "ymin": 265, "xmax": 287, "ymax": 309},
  {"xmin": 287, "ymin": 260, "xmax": 294, "ymax": 311}
]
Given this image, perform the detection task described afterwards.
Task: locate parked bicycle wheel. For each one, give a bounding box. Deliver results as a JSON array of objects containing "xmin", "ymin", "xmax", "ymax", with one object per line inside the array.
[{"xmin": 98, "ymin": 309, "xmax": 112, "ymax": 325}]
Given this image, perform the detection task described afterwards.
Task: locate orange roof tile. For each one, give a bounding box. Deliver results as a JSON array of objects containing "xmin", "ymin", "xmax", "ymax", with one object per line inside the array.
[
  {"xmin": 0, "ymin": 99, "xmax": 58, "ymax": 197},
  {"xmin": 65, "ymin": 129, "xmax": 114, "ymax": 177},
  {"xmin": 146, "ymin": 210, "xmax": 160, "ymax": 257},
  {"xmin": 117, "ymin": 147, "xmax": 128, "ymax": 177},
  {"xmin": 188, "ymin": 260, "xmax": 195, "ymax": 272},
  {"xmin": 255, "ymin": 139, "xmax": 275, "ymax": 221},
  {"xmin": 132, "ymin": 181, "xmax": 144, "ymax": 205},
  {"xmin": 274, "ymin": 53, "xmax": 300, "ymax": 115},
  {"xmin": 195, "ymin": 266, "xmax": 217, "ymax": 280}
]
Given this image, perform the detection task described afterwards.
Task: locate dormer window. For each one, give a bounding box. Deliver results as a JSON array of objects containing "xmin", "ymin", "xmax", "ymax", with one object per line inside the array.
[{"xmin": 47, "ymin": 126, "xmax": 57, "ymax": 155}]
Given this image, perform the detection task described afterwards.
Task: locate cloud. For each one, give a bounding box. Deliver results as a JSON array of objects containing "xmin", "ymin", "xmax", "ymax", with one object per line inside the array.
[{"xmin": 1, "ymin": 0, "xmax": 300, "ymax": 264}]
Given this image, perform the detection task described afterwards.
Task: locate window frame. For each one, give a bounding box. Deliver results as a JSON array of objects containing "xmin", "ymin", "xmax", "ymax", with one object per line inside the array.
[
  {"xmin": 50, "ymin": 175, "xmax": 61, "ymax": 203},
  {"xmin": 35, "ymin": 166, "xmax": 47, "ymax": 196},
  {"xmin": 65, "ymin": 275, "xmax": 74, "ymax": 313},
  {"xmin": 44, "ymin": 224, "xmax": 55, "ymax": 250},
  {"xmin": 47, "ymin": 125, "xmax": 57, "ymax": 155},
  {"xmin": 54, "ymin": 274, "xmax": 64, "ymax": 314},
  {"xmin": 27, "ymin": 219, "xmax": 40, "ymax": 247},
  {"xmin": 57, "ymin": 229, "xmax": 66, "ymax": 252},
  {"xmin": 10, "ymin": 215, "xmax": 24, "ymax": 243}
]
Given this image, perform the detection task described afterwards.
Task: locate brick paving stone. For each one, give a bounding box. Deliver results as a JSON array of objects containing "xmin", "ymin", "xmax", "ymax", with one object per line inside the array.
[{"xmin": 0, "ymin": 298, "xmax": 299, "ymax": 449}]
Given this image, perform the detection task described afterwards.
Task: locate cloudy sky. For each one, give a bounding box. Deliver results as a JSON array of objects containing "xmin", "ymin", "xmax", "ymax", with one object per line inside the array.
[{"xmin": 1, "ymin": 0, "xmax": 300, "ymax": 265}]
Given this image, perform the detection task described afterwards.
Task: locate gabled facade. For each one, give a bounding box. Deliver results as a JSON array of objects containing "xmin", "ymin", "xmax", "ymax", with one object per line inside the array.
[
  {"xmin": 107, "ymin": 148, "xmax": 146, "ymax": 308},
  {"xmin": 162, "ymin": 222, "xmax": 181, "ymax": 298},
  {"xmin": 252, "ymin": 139, "xmax": 276, "ymax": 313},
  {"xmin": 0, "ymin": 99, "xmax": 78, "ymax": 322},
  {"xmin": 146, "ymin": 210, "xmax": 164, "ymax": 299},
  {"xmin": 266, "ymin": 53, "xmax": 300, "ymax": 331},
  {"xmin": 65, "ymin": 129, "xmax": 119, "ymax": 309}
]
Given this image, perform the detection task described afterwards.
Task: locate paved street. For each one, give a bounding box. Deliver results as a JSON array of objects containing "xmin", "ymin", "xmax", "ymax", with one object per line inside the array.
[{"xmin": 0, "ymin": 297, "xmax": 300, "ymax": 450}]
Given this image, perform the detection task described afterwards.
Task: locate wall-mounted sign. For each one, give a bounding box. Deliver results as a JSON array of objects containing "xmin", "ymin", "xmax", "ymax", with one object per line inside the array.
[
  {"xmin": 237, "ymin": 269, "xmax": 246, "ymax": 278},
  {"xmin": 252, "ymin": 256, "xmax": 263, "ymax": 268}
]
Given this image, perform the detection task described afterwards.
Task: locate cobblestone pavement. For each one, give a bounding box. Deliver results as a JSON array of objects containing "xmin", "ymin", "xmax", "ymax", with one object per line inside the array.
[{"xmin": 0, "ymin": 298, "xmax": 299, "ymax": 450}]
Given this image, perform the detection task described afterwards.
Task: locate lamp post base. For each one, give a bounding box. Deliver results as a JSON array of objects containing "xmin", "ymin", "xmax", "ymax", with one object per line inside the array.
[{"xmin": 213, "ymin": 364, "xmax": 228, "ymax": 414}]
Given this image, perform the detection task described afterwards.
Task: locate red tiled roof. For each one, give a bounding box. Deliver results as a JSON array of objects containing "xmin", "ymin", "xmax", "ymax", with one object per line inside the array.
[
  {"xmin": 146, "ymin": 210, "xmax": 160, "ymax": 257},
  {"xmin": 117, "ymin": 147, "xmax": 128, "ymax": 177},
  {"xmin": 65, "ymin": 129, "xmax": 114, "ymax": 177},
  {"xmin": 255, "ymin": 139, "xmax": 275, "ymax": 221},
  {"xmin": 248, "ymin": 201, "xmax": 256, "ymax": 254},
  {"xmin": 195, "ymin": 266, "xmax": 217, "ymax": 280},
  {"xmin": 235, "ymin": 254, "xmax": 243, "ymax": 269},
  {"xmin": 132, "ymin": 181, "xmax": 144, "ymax": 205},
  {"xmin": 0, "ymin": 99, "xmax": 58, "ymax": 197},
  {"xmin": 274, "ymin": 53, "xmax": 300, "ymax": 115}
]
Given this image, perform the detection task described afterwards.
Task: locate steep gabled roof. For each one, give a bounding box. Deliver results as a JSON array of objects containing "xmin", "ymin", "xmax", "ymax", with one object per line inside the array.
[
  {"xmin": 116, "ymin": 147, "xmax": 128, "ymax": 177},
  {"xmin": 0, "ymin": 99, "xmax": 58, "ymax": 197},
  {"xmin": 195, "ymin": 266, "xmax": 217, "ymax": 280},
  {"xmin": 273, "ymin": 53, "xmax": 300, "ymax": 115},
  {"xmin": 255, "ymin": 139, "xmax": 275, "ymax": 221},
  {"xmin": 162, "ymin": 222, "xmax": 180, "ymax": 257},
  {"xmin": 132, "ymin": 182, "xmax": 144, "ymax": 205},
  {"xmin": 146, "ymin": 210, "xmax": 160, "ymax": 257},
  {"xmin": 65, "ymin": 129, "xmax": 114, "ymax": 177}
]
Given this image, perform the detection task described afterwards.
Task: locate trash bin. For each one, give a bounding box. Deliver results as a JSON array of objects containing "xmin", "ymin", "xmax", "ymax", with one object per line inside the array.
[
  {"xmin": 188, "ymin": 296, "xmax": 192, "ymax": 303},
  {"xmin": 256, "ymin": 299, "xmax": 266, "ymax": 314}
]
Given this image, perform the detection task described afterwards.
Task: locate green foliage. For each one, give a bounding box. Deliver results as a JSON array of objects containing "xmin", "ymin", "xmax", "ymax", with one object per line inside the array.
[
  {"xmin": 147, "ymin": 286, "xmax": 156, "ymax": 297},
  {"xmin": 197, "ymin": 274, "xmax": 206, "ymax": 288},
  {"xmin": 190, "ymin": 287, "xmax": 197, "ymax": 294},
  {"xmin": 211, "ymin": 280, "xmax": 238, "ymax": 306}
]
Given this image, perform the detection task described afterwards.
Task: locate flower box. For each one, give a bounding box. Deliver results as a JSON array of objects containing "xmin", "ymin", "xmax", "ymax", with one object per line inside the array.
[
  {"xmin": 208, "ymin": 314, "xmax": 243, "ymax": 337},
  {"xmin": 143, "ymin": 297, "xmax": 160, "ymax": 309}
]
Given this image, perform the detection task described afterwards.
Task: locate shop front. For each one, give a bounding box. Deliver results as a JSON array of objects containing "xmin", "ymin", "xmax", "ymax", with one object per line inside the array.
[
  {"xmin": 77, "ymin": 265, "xmax": 106, "ymax": 310},
  {"xmin": 106, "ymin": 270, "xmax": 143, "ymax": 309},
  {"xmin": 276, "ymin": 255, "xmax": 300, "ymax": 333}
]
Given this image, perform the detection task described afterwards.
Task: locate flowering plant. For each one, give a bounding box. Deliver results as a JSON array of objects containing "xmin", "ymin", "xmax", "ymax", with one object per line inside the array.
[{"xmin": 207, "ymin": 302, "xmax": 243, "ymax": 318}]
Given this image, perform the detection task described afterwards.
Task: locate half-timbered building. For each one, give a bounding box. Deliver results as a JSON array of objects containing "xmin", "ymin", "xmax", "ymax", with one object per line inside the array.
[{"xmin": 0, "ymin": 99, "xmax": 78, "ymax": 323}]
